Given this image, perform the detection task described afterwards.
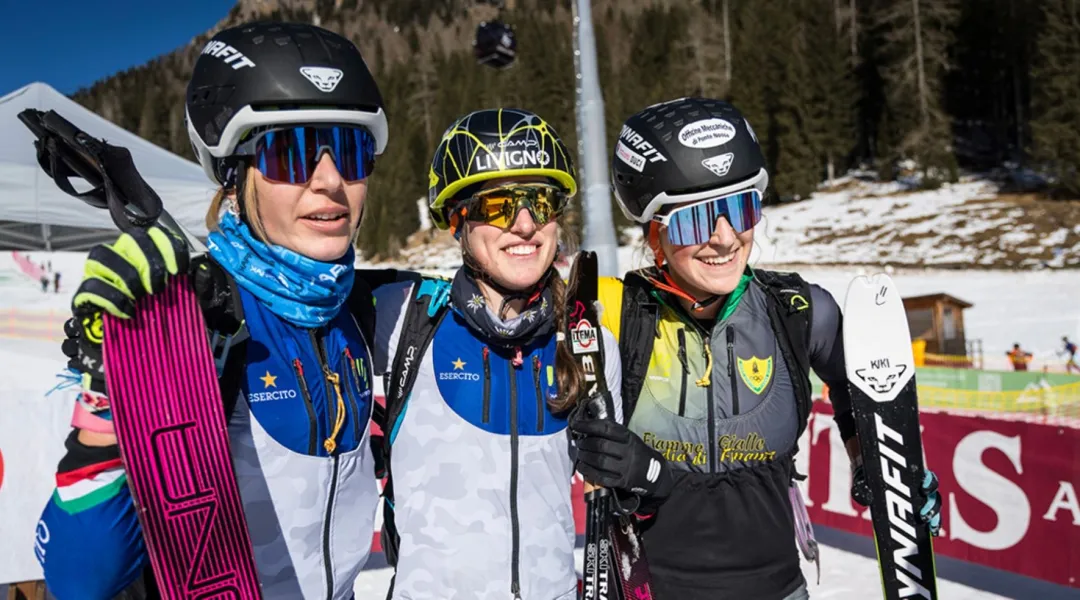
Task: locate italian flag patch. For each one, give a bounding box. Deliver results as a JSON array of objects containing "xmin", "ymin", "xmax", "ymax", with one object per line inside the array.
[{"xmin": 54, "ymin": 458, "xmax": 127, "ymax": 514}]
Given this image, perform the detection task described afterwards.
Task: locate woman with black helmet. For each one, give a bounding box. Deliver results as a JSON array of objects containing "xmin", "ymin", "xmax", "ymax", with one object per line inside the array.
[
  {"xmin": 371, "ymin": 108, "xmax": 622, "ymax": 599},
  {"xmin": 37, "ymin": 22, "xmax": 388, "ymax": 599},
  {"xmin": 568, "ymin": 97, "xmax": 943, "ymax": 599}
]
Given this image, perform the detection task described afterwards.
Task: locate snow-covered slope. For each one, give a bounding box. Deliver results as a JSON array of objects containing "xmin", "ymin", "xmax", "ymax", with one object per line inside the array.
[{"xmin": 751, "ymin": 176, "xmax": 1080, "ymax": 269}]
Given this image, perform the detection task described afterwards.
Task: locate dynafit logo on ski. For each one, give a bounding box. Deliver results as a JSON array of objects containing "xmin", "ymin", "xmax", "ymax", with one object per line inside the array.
[
  {"xmin": 855, "ymin": 358, "xmax": 909, "ymax": 398},
  {"xmin": 873, "ymin": 412, "xmax": 933, "ymax": 599}
]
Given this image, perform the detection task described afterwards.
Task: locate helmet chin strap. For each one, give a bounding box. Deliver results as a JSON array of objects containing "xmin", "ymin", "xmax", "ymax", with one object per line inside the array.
[
  {"xmin": 645, "ymin": 221, "xmax": 723, "ymax": 313},
  {"xmin": 651, "ymin": 269, "xmax": 724, "ymax": 313}
]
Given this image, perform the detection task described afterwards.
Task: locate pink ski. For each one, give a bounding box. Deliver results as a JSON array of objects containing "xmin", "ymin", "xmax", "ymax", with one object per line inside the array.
[{"xmin": 104, "ymin": 275, "xmax": 262, "ymax": 599}]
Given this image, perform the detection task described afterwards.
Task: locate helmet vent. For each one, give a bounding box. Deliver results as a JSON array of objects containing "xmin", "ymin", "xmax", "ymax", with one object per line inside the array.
[{"xmin": 252, "ymin": 35, "xmax": 265, "ymax": 45}]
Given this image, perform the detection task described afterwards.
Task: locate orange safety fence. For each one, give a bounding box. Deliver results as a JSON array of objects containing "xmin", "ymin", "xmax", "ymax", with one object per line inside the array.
[{"xmin": 0, "ymin": 308, "xmax": 67, "ymax": 341}]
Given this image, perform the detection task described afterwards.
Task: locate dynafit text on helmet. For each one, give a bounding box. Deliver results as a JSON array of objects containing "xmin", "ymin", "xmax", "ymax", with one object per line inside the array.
[
  {"xmin": 372, "ymin": 107, "xmax": 628, "ymax": 600},
  {"xmin": 565, "ymin": 97, "xmax": 943, "ymax": 600},
  {"xmin": 36, "ymin": 22, "xmax": 392, "ymax": 600}
]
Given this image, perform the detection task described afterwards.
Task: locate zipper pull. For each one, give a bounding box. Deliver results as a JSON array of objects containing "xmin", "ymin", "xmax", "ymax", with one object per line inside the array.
[
  {"xmin": 323, "ymin": 364, "xmax": 340, "ymax": 385},
  {"xmin": 323, "ymin": 365, "xmax": 345, "ymax": 455},
  {"xmin": 511, "ymin": 581, "xmax": 521, "ymax": 600}
]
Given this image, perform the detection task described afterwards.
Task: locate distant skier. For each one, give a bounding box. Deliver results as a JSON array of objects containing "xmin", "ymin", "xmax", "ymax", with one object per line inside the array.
[
  {"xmin": 1061, "ymin": 337, "xmax": 1079, "ymax": 374},
  {"xmin": 1007, "ymin": 343, "xmax": 1033, "ymax": 371},
  {"xmin": 53, "ymin": 271, "xmax": 60, "ymax": 294}
]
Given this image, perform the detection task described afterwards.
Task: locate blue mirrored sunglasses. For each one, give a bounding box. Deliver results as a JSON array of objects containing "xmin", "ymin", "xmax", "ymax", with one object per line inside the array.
[
  {"xmin": 653, "ymin": 189, "xmax": 763, "ymax": 246},
  {"xmin": 242, "ymin": 125, "xmax": 376, "ymax": 184}
]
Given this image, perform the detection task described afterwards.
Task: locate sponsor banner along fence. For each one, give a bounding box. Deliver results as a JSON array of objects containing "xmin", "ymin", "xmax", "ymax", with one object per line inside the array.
[{"xmin": 798, "ymin": 401, "xmax": 1080, "ymax": 589}]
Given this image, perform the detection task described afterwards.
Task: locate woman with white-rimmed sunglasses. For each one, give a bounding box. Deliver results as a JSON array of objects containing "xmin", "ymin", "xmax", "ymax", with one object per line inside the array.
[{"xmin": 568, "ymin": 97, "xmax": 943, "ymax": 599}]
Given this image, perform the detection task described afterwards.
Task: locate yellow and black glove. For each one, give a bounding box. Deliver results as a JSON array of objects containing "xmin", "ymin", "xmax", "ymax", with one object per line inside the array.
[{"xmin": 72, "ymin": 226, "xmax": 189, "ymax": 319}]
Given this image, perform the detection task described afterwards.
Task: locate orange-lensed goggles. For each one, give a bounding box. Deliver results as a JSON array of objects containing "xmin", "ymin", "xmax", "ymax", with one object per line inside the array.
[{"xmin": 463, "ymin": 183, "xmax": 568, "ymax": 229}]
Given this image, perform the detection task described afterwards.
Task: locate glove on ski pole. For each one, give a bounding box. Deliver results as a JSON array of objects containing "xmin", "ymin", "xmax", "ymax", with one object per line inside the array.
[
  {"xmin": 570, "ymin": 417, "xmax": 674, "ymax": 501},
  {"xmin": 72, "ymin": 225, "xmax": 190, "ymax": 319},
  {"xmin": 852, "ymin": 463, "xmax": 942, "ymax": 536}
]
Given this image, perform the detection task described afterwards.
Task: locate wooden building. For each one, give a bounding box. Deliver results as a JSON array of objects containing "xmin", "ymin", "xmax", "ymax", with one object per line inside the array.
[{"xmin": 902, "ymin": 293, "xmax": 973, "ymax": 357}]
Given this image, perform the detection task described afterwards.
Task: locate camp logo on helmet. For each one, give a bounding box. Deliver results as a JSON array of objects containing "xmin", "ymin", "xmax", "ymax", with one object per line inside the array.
[
  {"xmin": 473, "ymin": 149, "xmax": 550, "ymax": 171},
  {"xmin": 701, "ymin": 152, "xmax": 735, "ymax": 178},
  {"xmin": 497, "ymin": 138, "xmax": 539, "ymax": 149},
  {"xmin": 300, "ymin": 67, "xmax": 345, "ymax": 92},
  {"xmin": 678, "ymin": 118, "xmax": 737, "ymax": 149},
  {"xmin": 200, "ymin": 40, "xmax": 256, "ymax": 70}
]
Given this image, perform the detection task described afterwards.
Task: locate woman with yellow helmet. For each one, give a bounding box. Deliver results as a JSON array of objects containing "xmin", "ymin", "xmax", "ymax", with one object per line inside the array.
[{"xmin": 372, "ymin": 108, "xmax": 622, "ymax": 599}]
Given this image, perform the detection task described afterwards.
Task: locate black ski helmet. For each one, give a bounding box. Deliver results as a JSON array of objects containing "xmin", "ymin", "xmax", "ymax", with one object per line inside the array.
[
  {"xmin": 185, "ymin": 22, "xmax": 388, "ymax": 184},
  {"xmin": 428, "ymin": 108, "xmax": 577, "ymax": 231},
  {"xmin": 611, "ymin": 97, "xmax": 768, "ymax": 223}
]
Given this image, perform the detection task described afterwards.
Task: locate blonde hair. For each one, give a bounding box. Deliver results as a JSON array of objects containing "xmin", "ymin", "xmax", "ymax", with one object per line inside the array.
[{"xmin": 204, "ymin": 167, "xmax": 269, "ymax": 242}]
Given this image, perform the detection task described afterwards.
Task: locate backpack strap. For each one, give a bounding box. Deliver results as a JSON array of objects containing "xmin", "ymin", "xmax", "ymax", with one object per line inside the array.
[
  {"xmin": 753, "ymin": 269, "xmax": 814, "ymax": 441},
  {"xmin": 347, "ymin": 273, "xmax": 379, "ymax": 349},
  {"xmin": 616, "ymin": 270, "xmax": 660, "ymax": 421},
  {"xmin": 377, "ymin": 276, "xmax": 452, "ymax": 568}
]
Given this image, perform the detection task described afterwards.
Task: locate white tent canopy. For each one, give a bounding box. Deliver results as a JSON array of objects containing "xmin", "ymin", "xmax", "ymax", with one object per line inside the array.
[{"xmin": 0, "ymin": 82, "xmax": 216, "ymax": 250}]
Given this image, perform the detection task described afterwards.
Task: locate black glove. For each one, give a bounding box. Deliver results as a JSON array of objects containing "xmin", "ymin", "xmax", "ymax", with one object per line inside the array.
[
  {"xmin": 60, "ymin": 312, "xmax": 107, "ymax": 396},
  {"xmin": 570, "ymin": 417, "xmax": 674, "ymax": 501},
  {"xmin": 852, "ymin": 462, "xmax": 942, "ymax": 537}
]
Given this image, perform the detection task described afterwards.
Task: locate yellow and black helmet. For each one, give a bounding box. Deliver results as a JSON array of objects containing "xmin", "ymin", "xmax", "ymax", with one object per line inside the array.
[{"xmin": 428, "ymin": 108, "xmax": 577, "ymax": 230}]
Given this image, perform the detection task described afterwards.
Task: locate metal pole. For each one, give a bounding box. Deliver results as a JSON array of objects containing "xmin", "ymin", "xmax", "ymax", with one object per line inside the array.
[{"xmin": 572, "ymin": 0, "xmax": 618, "ymax": 276}]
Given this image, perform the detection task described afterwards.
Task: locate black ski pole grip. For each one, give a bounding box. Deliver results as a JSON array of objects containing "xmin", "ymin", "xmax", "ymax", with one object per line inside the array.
[
  {"xmin": 16, "ymin": 109, "xmax": 47, "ymax": 139},
  {"xmin": 41, "ymin": 110, "xmax": 99, "ymax": 156}
]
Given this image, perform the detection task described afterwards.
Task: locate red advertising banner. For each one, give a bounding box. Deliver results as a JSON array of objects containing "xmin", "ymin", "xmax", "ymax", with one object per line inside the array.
[{"xmin": 799, "ymin": 402, "xmax": 1080, "ymax": 588}]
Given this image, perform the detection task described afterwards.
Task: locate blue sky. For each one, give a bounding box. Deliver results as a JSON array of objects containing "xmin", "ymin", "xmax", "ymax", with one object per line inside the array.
[{"xmin": 1, "ymin": 0, "xmax": 236, "ymax": 95}]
